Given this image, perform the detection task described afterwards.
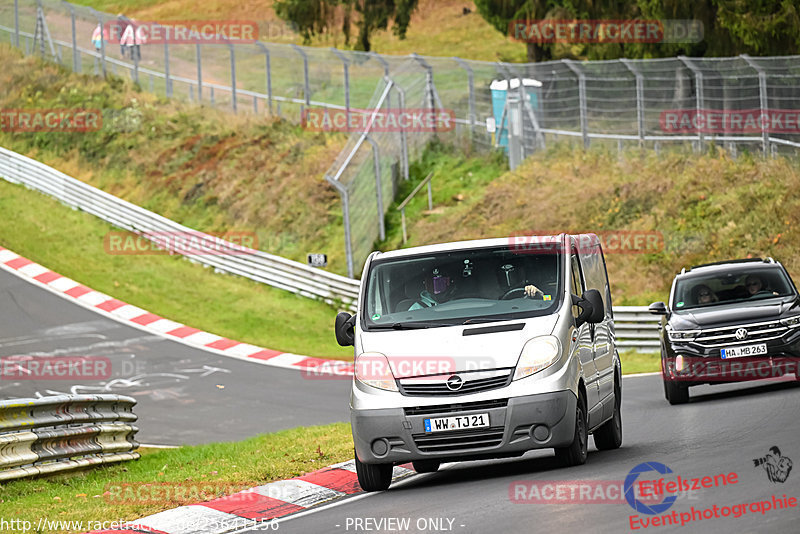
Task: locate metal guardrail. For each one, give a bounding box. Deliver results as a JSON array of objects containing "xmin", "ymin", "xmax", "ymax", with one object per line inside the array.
[
  {"xmin": 614, "ymin": 306, "xmax": 661, "ymax": 351},
  {"xmin": 0, "ymin": 394, "xmax": 139, "ymax": 482},
  {"xmin": 0, "ymin": 147, "xmax": 361, "ymax": 310}
]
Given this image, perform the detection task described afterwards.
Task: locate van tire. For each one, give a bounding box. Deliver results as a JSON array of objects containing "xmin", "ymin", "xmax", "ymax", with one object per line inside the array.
[
  {"xmin": 412, "ymin": 460, "xmax": 440, "ymax": 473},
  {"xmin": 663, "ymin": 379, "xmax": 689, "ymax": 405},
  {"xmin": 555, "ymin": 392, "xmax": 588, "ymax": 467},
  {"xmin": 593, "ymin": 375, "xmax": 622, "ymax": 450},
  {"xmin": 355, "ymin": 452, "xmax": 393, "ymax": 492}
]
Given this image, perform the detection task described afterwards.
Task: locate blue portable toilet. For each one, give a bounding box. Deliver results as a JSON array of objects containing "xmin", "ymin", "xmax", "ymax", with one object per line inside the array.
[{"xmin": 490, "ymin": 78, "xmax": 542, "ymax": 149}]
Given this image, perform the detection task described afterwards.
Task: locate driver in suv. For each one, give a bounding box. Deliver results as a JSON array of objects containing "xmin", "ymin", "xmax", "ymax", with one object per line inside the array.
[{"xmin": 650, "ymin": 258, "xmax": 800, "ymax": 405}]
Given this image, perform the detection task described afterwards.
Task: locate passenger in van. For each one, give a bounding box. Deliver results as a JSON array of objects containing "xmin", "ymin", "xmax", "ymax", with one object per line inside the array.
[
  {"xmin": 409, "ymin": 267, "xmax": 457, "ymax": 309},
  {"xmin": 692, "ymin": 284, "xmax": 717, "ymax": 305}
]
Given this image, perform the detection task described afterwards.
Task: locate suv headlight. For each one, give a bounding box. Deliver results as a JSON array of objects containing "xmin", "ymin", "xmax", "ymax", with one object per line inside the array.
[
  {"xmin": 354, "ymin": 352, "xmax": 398, "ymax": 392},
  {"xmin": 780, "ymin": 316, "xmax": 800, "ymax": 327},
  {"xmin": 667, "ymin": 329, "xmax": 698, "ymax": 341},
  {"xmin": 513, "ymin": 336, "xmax": 562, "ymax": 381}
]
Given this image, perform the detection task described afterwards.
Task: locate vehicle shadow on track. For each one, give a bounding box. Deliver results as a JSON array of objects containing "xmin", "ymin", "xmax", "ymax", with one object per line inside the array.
[
  {"xmin": 391, "ymin": 447, "xmax": 631, "ymax": 492},
  {"xmin": 685, "ymin": 379, "xmax": 799, "ymax": 405}
]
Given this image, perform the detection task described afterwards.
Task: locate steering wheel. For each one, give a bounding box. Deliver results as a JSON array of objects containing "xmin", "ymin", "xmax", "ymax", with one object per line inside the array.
[
  {"xmin": 500, "ymin": 287, "xmax": 540, "ymax": 300},
  {"xmin": 752, "ymin": 290, "xmax": 775, "ymax": 297}
]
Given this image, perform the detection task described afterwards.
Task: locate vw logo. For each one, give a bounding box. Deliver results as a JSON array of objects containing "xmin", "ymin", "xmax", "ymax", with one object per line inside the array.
[
  {"xmin": 445, "ymin": 375, "xmax": 464, "ymax": 391},
  {"xmin": 735, "ymin": 328, "xmax": 748, "ymax": 340}
]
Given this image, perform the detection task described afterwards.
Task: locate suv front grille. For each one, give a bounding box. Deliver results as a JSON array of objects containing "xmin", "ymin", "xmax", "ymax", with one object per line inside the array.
[
  {"xmin": 404, "ymin": 399, "xmax": 508, "ymax": 416},
  {"xmin": 694, "ymin": 320, "xmax": 790, "ymax": 348},
  {"xmin": 412, "ymin": 426, "xmax": 505, "ymax": 453},
  {"xmin": 398, "ymin": 370, "xmax": 512, "ymax": 397}
]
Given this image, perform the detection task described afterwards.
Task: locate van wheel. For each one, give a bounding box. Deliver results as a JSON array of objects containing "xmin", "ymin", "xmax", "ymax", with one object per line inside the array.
[
  {"xmin": 663, "ymin": 379, "xmax": 689, "ymax": 405},
  {"xmin": 555, "ymin": 392, "xmax": 588, "ymax": 467},
  {"xmin": 412, "ymin": 460, "xmax": 440, "ymax": 473},
  {"xmin": 594, "ymin": 375, "xmax": 622, "ymax": 450},
  {"xmin": 354, "ymin": 452, "xmax": 393, "ymax": 492}
]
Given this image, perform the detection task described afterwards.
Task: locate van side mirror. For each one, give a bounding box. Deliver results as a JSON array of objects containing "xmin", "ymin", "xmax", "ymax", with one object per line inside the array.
[
  {"xmin": 572, "ymin": 289, "xmax": 604, "ymax": 327},
  {"xmin": 334, "ymin": 312, "xmax": 356, "ymax": 346},
  {"xmin": 649, "ymin": 301, "xmax": 668, "ymax": 315}
]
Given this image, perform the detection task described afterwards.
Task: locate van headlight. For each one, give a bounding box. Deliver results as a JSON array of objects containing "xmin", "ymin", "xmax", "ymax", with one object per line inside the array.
[
  {"xmin": 513, "ymin": 336, "xmax": 562, "ymax": 381},
  {"xmin": 354, "ymin": 352, "xmax": 398, "ymax": 392}
]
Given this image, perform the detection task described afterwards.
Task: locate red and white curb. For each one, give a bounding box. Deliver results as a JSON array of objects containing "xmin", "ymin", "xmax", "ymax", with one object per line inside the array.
[
  {"xmin": 88, "ymin": 461, "xmax": 415, "ymax": 534},
  {"xmin": 0, "ymin": 246, "xmax": 354, "ymax": 377}
]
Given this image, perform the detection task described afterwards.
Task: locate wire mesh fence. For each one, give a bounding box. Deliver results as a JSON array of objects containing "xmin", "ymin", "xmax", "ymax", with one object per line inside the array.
[{"xmin": 3, "ymin": 0, "xmax": 800, "ymax": 277}]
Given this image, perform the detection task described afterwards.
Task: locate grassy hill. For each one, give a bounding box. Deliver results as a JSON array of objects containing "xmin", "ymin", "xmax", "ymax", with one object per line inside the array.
[{"xmin": 66, "ymin": 0, "xmax": 527, "ymax": 61}]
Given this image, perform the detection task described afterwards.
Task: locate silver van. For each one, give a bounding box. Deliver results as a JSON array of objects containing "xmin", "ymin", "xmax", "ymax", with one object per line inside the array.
[{"xmin": 334, "ymin": 234, "xmax": 622, "ymax": 491}]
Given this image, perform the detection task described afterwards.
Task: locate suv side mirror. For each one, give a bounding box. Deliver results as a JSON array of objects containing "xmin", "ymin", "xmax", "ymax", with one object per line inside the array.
[
  {"xmin": 573, "ymin": 289, "xmax": 604, "ymax": 327},
  {"xmin": 649, "ymin": 301, "xmax": 668, "ymax": 315},
  {"xmin": 334, "ymin": 312, "xmax": 356, "ymax": 346}
]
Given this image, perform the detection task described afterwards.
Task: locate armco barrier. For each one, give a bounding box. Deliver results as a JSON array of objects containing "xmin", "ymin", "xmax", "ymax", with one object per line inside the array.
[
  {"xmin": 0, "ymin": 394, "xmax": 139, "ymax": 482},
  {"xmin": 0, "ymin": 146, "xmax": 361, "ymax": 310},
  {"xmin": 0, "ymin": 146, "xmax": 659, "ymax": 348}
]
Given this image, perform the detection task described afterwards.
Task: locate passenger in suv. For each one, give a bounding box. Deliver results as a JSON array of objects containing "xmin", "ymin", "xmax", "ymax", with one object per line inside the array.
[{"xmin": 650, "ymin": 258, "xmax": 800, "ymax": 405}]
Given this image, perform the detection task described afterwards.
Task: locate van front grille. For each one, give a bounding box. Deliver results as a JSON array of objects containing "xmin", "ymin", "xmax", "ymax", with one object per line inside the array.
[
  {"xmin": 404, "ymin": 399, "xmax": 508, "ymax": 417},
  {"xmin": 412, "ymin": 427, "xmax": 505, "ymax": 453}
]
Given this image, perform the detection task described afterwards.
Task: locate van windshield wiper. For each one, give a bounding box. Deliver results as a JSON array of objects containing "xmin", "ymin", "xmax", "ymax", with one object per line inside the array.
[{"xmin": 369, "ymin": 322, "xmax": 455, "ymax": 330}]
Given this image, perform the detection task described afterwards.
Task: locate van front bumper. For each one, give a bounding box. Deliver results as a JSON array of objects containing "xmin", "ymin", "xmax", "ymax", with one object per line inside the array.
[{"xmin": 352, "ymin": 390, "xmax": 576, "ymax": 465}]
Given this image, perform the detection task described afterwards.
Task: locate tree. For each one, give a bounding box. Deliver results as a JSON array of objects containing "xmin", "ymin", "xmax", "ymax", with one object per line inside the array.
[
  {"xmin": 474, "ymin": 0, "xmax": 564, "ymax": 62},
  {"xmin": 274, "ymin": 0, "xmax": 419, "ymax": 51}
]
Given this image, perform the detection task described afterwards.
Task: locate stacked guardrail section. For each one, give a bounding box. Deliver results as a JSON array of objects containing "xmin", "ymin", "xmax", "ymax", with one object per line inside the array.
[{"xmin": 0, "ymin": 394, "xmax": 139, "ymax": 482}]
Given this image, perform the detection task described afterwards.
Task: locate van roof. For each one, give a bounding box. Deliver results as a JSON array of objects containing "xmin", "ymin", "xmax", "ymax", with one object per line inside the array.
[{"xmin": 373, "ymin": 234, "xmax": 599, "ymax": 260}]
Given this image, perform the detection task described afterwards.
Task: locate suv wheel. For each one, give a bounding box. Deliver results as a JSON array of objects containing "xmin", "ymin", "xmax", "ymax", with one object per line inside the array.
[
  {"xmin": 355, "ymin": 451, "xmax": 393, "ymax": 492},
  {"xmin": 555, "ymin": 391, "xmax": 588, "ymax": 467},
  {"xmin": 594, "ymin": 373, "xmax": 622, "ymax": 450},
  {"xmin": 664, "ymin": 379, "xmax": 689, "ymax": 405},
  {"xmin": 412, "ymin": 460, "xmax": 440, "ymax": 473}
]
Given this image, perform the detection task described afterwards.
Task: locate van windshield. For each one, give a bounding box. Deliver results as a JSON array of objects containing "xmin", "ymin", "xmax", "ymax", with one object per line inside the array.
[{"xmin": 362, "ymin": 246, "xmax": 563, "ymax": 329}]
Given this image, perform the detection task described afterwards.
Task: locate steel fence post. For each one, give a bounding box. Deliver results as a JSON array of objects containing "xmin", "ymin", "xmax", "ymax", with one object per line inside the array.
[
  {"xmin": 411, "ymin": 53, "xmax": 436, "ymax": 120},
  {"xmin": 229, "ymin": 43, "xmax": 237, "ymax": 113},
  {"xmin": 14, "ymin": 0, "xmax": 19, "ymax": 48},
  {"xmin": 331, "ymin": 48, "xmax": 351, "ymax": 130},
  {"xmin": 397, "ymin": 85, "xmax": 409, "ymax": 181},
  {"xmin": 255, "ymin": 42, "xmax": 272, "ymax": 114},
  {"xmin": 366, "ymin": 134, "xmax": 386, "ymax": 241},
  {"xmin": 196, "ymin": 43, "xmax": 202, "ymax": 101},
  {"xmin": 453, "ymin": 57, "xmax": 477, "ymax": 142},
  {"xmin": 164, "ymin": 40, "xmax": 171, "ymax": 97},
  {"xmin": 68, "ymin": 4, "xmax": 79, "ymax": 73},
  {"xmin": 89, "ymin": 9, "xmax": 107, "ymax": 78},
  {"xmin": 564, "ymin": 59, "xmax": 588, "ymax": 149},
  {"xmin": 678, "ymin": 56, "xmax": 703, "ymax": 152},
  {"xmin": 291, "ymin": 44, "xmax": 311, "ymax": 107},
  {"xmin": 620, "ymin": 59, "xmax": 644, "ymax": 147},
  {"xmin": 325, "ymin": 175, "xmax": 354, "ymax": 278},
  {"xmin": 741, "ymin": 54, "xmax": 769, "ymax": 156}
]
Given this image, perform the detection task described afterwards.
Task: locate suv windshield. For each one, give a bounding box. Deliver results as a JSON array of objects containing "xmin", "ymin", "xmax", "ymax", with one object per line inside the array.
[
  {"xmin": 363, "ymin": 245, "xmax": 563, "ymax": 329},
  {"xmin": 673, "ymin": 265, "xmax": 796, "ymax": 311}
]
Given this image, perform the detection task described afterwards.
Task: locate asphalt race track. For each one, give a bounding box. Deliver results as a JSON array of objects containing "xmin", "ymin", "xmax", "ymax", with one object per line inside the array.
[
  {"xmin": 263, "ymin": 375, "xmax": 800, "ymax": 534},
  {"xmin": 0, "ymin": 268, "xmax": 351, "ymax": 445},
  {"xmin": 2, "ymin": 267, "xmax": 799, "ymax": 533}
]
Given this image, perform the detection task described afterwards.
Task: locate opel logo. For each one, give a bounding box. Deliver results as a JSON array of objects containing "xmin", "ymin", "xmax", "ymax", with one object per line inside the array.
[
  {"xmin": 735, "ymin": 328, "xmax": 748, "ymax": 340},
  {"xmin": 446, "ymin": 375, "xmax": 464, "ymax": 391}
]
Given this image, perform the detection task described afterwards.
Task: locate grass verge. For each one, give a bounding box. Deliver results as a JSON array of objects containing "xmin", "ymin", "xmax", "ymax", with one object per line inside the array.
[
  {"xmin": 620, "ymin": 350, "xmax": 660, "ymax": 375},
  {"xmin": 0, "ymin": 423, "xmax": 352, "ymax": 534},
  {"xmin": 0, "ymin": 179, "xmax": 352, "ymax": 360}
]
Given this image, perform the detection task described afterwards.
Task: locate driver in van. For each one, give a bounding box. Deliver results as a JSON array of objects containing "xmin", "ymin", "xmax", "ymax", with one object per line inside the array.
[
  {"xmin": 497, "ymin": 262, "xmax": 544, "ymax": 299},
  {"xmin": 409, "ymin": 267, "xmax": 457, "ymax": 309}
]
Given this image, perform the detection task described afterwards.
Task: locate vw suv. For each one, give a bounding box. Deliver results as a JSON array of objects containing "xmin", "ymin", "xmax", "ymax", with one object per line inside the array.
[{"xmin": 650, "ymin": 258, "xmax": 800, "ymax": 404}]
